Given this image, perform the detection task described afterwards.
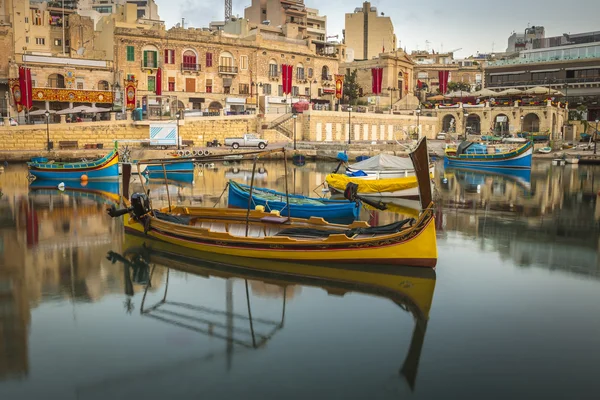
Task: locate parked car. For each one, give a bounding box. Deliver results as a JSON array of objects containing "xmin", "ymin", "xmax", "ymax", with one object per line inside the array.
[
  {"xmin": 9, "ymin": 118, "xmax": 18, "ymax": 126},
  {"xmin": 224, "ymin": 134, "xmax": 268, "ymax": 150}
]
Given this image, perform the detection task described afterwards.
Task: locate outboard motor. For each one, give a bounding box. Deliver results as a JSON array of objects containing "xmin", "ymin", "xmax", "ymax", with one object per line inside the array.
[
  {"xmin": 131, "ymin": 193, "xmax": 151, "ymax": 218},
  {"xmin": 343, "ymin": 182, "xmax": 387, "ymax": 211},
  {"xmin": 107, "ymin": 192, "xmax": 151, "ymax": 219}
]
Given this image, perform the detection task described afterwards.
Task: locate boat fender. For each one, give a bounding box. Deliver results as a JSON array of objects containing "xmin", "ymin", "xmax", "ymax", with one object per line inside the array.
[
  {"xmin": 270, "ymin": 210, "xmax": 281, "ymax": 217},
  {"xmin": 255, "ymin": 205, "xmax": 265, "ymax": 212},
  {"xmin": 58, "ymin": 182, "xmax": 65, "ymax": 191},
  {"xmin": 81, "ymin": 174, "xmax": 88, "ymax": 182}
]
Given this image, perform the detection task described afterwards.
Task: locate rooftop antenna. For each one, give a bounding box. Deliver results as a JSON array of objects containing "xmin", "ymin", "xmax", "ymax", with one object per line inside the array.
[
  {"xmin": 225, "ymin": 0, "xmax": 232, "ymax": 21},
  {"xmin": 425, "ymin": 40, "xmax": 430, "ymax": 52},
  {"xmin": 491, "ymin": 41, "xmax": 495, "ymax": 53}
]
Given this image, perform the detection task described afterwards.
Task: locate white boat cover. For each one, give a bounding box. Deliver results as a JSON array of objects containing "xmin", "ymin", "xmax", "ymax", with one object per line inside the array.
[{"xmin": 348, "ymin": 154, "xmax": 414, "ymax": 171}]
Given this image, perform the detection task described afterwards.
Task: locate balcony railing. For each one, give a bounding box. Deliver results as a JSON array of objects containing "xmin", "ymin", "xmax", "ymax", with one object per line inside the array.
[
  {"xmin": 219, "ymin": 66, "xmax": 238, "ymax": 74},
  {"xmin": 322, "ymin": 74, "xmax": 332, "ymax": 81},
  {"xmin": 181, "ymin": 63, "xmax": 201, "ymax": 72},
  {"xmin": 141, "ymin": 60, "xmax": 158, "ymax": 69},
  {"xmin": 487, "ymin": 76, "xmax": 600, "ymax": 88}
]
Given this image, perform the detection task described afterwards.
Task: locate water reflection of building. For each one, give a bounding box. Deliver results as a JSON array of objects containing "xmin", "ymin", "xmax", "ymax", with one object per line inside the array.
[
  {"xmin": 0, "ymin": 196, "xmax": 29, "ymax": 381},
  {"xmin": 249, "ymin": 280, "xmax": 301, "ymax": 299},
  {"xmin": 435, "ymin": 163, "xmax": 600, "ymax": 274}
]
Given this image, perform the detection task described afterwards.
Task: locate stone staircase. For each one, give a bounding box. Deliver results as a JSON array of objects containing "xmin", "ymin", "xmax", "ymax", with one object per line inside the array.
[{"xmin": 267, "ymin": 112, "xmax": 295, "ymax": 138}]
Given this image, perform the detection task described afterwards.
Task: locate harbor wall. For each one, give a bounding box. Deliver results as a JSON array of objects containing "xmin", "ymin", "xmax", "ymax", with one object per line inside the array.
[
  {"xmin": 0, "ymin": 115, "xmax": 258, "ymax": 151},
  {"xmin": 302, "ymin": 110, "xmax": 439, "ymax": 142}
]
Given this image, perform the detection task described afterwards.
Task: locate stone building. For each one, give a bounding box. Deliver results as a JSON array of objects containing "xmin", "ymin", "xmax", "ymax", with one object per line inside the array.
[
  {"xmin": 1, "ymin": 0, "xmax": 118, "ymax": 119},
  {"xmin": 344, "ymin": 1, "xmax": 396, "ymax": 61},
  {"xmin": 411, "ymin": 50, "xmax": 485, "ymax": 98},
  {"xmin": 340, "ymin": 50, "xmax": 415, "ymax": 108},
  {"xmin": 109, "ymin": 17, "xmax": 343, "ymax": 114},
  {"xmin": 244, "ymin": 0, "xmax": 327, "ymax": 41}
]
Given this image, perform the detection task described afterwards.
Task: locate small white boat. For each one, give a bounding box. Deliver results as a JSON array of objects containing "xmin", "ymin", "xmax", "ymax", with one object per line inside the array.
[
  {"xmin": 345, "ymin": 154, "xmax": 435, "ymax": 179},
  {"xmin": 502, "ymin": 137, "xmax": 528, "ymax": 144},
  {"xmin": 565, "ymin": 158, "xmax": 579, "ymax": 165},
  {"xmin": 538, "ymin": 147, "xmax": 552, "ymax": 154}
]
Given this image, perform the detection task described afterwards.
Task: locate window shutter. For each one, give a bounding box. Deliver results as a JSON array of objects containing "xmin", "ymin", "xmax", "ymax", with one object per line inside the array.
[
  {"xmin": 154, "ymin": 51, "xmax": 158, "ymax": 67},
  {"xmin": 164, "ymin": 49, "xmax": 168, "ymax": 64},
  {"xmin": 143, "ymin": 50, "xmax": 147, "ymax": 67}
]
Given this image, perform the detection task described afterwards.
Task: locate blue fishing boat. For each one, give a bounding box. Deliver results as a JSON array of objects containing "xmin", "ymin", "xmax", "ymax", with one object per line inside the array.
[
  {"xmin": 228, "ymin": 180, "xmax": 360, "ymax": 223},
  {"xmin": 145, "ymin": 161, "xmax": 195, "ymax": 179},
  {"xmin": 27, "ymin": 143, "xmax": 119, "ymax": 181},
  {"xmin": 355, "ymin": 155, "xmax": 370, "ymax": 162},
  {"xmin": 28, "ymin": 179, "xmax": 121, "ymax": 204},
  {"xmin": 444, "ymin": 141, "xmax": 533, "ymax": 169}
]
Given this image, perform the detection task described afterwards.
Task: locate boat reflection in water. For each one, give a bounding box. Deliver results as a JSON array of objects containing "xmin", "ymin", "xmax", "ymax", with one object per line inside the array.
[
  {"xmin": 108, "ymin": 233, "xmax": 437, "ymax": 390},
  {"xmin": 442, "ymin": 166, "xmax": 532, "ymax": 194},
  {"xmin": 28, "ymin": 180, "xmax": 121, "ymax": 204}
]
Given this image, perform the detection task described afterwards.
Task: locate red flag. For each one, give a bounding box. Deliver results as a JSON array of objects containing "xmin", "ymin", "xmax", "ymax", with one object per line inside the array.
[
  {"xmin": 417, "ymin": 80, "xmax": 423, "ymax": 89},
  {"xmin": 438, "ymin": 70, "xmax": 449, "ymax": 94},
  {"xmin": 371, "ymin": 68, "xmax": 377, "ymax": 94},
  {"xmin": 378, "ymin": 68, "xmax": 383, "ymax": 94},
  {"xmin": 156, "ymin": 68, "xmax": 162, "ymax": 95},
  {"xmin": 287, "ymin": 65, "xmax": 293, "ymax": 95},
  {"xmin": 282, "ymin": 64, "xmax": 288, "ymax": 94},
  {"xmin": 25, "ymin": 67, "xmax": 33, "ymax": 110}
]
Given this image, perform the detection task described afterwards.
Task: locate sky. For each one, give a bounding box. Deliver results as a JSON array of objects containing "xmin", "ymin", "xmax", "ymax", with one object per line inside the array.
[{"xmin": 157, "ymin": 0, "xmax": 599, "ymax": 58}]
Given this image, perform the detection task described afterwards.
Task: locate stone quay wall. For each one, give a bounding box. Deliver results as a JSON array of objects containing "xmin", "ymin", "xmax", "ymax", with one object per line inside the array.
[{"xmin": 0, "ymin": 115, "xmax": 258, "ymax": 151}]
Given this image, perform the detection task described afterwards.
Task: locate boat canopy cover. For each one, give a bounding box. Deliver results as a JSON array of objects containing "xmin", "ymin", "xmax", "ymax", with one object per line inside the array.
[
  {"xmin": 326, "ymin": 174, "xmax": 420, "ymax": 194},
  {"xmin": 348, "ymin": 154, "xmax": 414, "ymax": 171},
  {"xmin": 456, "ymin": 141, "xmax": 474, "ymax": 156}
]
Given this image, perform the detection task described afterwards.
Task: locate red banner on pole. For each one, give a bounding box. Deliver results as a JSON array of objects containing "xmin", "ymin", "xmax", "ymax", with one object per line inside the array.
[
  {"xmin": 281, "ymin": 64, "xmax": 288, "ymax": 94},
  {"xmin": 335, "ymin": 74, "xmax": 344, "ymax": 100},
  {"xmin": 438, "ymin": 70, "xmax": 449, "ymax": 94},
  {"xmin": 25, "ymin": 68, "xmax": 33, "ymax": 110},
  {"xmin": 156, "ymin": 68, "xmax": 162, "ymax": 96},
  {"xmin": 9, "ymin": 78, "xmax": 23, "ymax": 113},
  {"xmin": 125, "ymin": 78, "xmax": 138, "ymax": 110},
  {"xmin": 371, "ymin": 68, "xmax": 383, "ymax": 94}
]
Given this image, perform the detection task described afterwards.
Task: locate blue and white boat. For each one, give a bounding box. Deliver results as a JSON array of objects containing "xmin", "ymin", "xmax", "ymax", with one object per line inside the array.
[
  {"xmin": 228, "ymin": 180, "xmax": 360, "ymax": 223},
  {"xmin": 444, "ymin": 141, "xmax": 533, "ymax": 169},
  {"xmin": 28, "ymin": 180, "xmax": 121, "ymax": 204},
  {"xmin": 27, "ymin": 144, "xmax": 119, "ymax": 181},
  {"xmin": 445, "ymin": 166, "xmax": 532, "ymax": 192}
]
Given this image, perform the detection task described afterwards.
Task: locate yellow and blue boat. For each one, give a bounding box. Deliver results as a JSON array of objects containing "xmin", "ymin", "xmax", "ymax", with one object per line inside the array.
[
  {"xmin": 444, "ymin": 140, "xmax": 533, "ymax": 169},
  {"xmin": 27, "ymin": 142, "xmax": 119, "ymax": 181}
]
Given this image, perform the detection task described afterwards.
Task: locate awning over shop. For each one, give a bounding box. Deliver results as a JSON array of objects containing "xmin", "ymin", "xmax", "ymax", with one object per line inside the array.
[{"xmin": 189, "ymin": 97, "xmax": 204, "ymax": 103}]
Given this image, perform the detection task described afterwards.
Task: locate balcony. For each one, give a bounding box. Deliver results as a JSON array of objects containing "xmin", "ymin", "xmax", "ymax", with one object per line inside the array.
[
  {"xmin": 141, "ymin": 60, "xmax": 158, "ymax": 70},
  {"xmin": 219, "ymin": 66, "xmax": 238, "ymax": 74},
  {"xmin": 322, "ymin": 74, "xmax": 333, "ymax": 81},
  {"xmin": 181, "ymin": 63, "xmax": 201, "ymax": 73}
]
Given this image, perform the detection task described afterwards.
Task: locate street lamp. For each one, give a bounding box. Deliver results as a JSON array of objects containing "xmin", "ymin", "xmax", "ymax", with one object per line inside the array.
[
  {"xmin": 416, "ymin": 106, "xmax": 421, "ymax": 138},
  {"xmin": 292, "ymin": 113, "xmax": 297, "ymax": 150},
  {"xmin": 463, "ymin": 111, "xmax": 469, "ymax": 137},
  {"xmin": 176, "ymin": 111, "xmax": 181, "ymax": 150},
  {"xmin": 595, "ymin": 119, "xmax": 599, "ymax": 155},
  {"xmin": 387, "ymin": 87, "xmax": 398, "ymax": 114},
  {"xmin": 254, "ymin": 82, "xmax": 262, "ymax": 114},
  {"xmin": 347, "ymin": 106, "xmax": 352, "ymax": 145},
  {"xmin": 44, "ymin": 110, "xmax": 51, "ymax": 151}
]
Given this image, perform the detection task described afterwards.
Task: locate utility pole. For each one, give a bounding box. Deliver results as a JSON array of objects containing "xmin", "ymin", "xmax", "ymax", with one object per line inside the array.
[{"xmin": 225, "ymin": 0, "xmax": 232, "ymax": 21}]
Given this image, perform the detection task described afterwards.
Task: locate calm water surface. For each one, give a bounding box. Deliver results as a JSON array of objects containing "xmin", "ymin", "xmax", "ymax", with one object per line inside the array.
[{"xmin": 1, "ymin": 159, "xmax": 600, "ymax": 399}]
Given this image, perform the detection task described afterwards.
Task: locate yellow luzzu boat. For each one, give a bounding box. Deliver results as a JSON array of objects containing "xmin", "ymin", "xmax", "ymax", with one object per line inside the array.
[
  {"xmin": 326, "ymin": 173, "xmax": 422, "ymax": 198},
  {"xmin": 111, "ymin": 138, "xmax": 437, "ymax": 268}
]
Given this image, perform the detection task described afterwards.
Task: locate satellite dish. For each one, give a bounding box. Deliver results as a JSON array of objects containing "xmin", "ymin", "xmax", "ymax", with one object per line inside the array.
[{"xmin": 77, "ymin": 47, "xmax": 85, "ymax": 55}]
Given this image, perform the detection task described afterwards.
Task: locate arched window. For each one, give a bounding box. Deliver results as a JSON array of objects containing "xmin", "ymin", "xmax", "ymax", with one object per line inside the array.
[
  {"xmin": 321, "ymin": 66, "xmax": 330, "ymax": 80},
  {"xmin": 219, "ymin": 51, "xmax": 236, "ymax": 73},
  {"xmin": 182, "ymin": 50, "xmax": 198, "ymax": 71},
  {"xmin": 268, "ymin": 59, "xmax": 278, "ymax": 77},
  {"xmin": 523, "ymin": 113, "xmax": 540, "ymax": 132},
  {"xmin": 97, "ymin": 80, "xmax": 109, "ymax": 90},
  {"xmin": 48, "ymin": 73, "xmax": 65, "ymax": 88},
  {"xmin": 296, "ymin": 63, "xmax": 305, "ymax": 80}
]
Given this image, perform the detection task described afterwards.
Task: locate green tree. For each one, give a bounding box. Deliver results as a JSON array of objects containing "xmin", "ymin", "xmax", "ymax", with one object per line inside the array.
[
  {"xmin": 569, "ymin": 105, "xmax": 590, "ymax": 133},
  {"xmin": 343, "ymin": 69, "xmax": 361, "ymax": 105}
]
